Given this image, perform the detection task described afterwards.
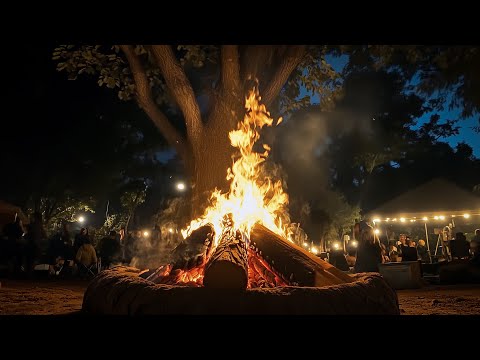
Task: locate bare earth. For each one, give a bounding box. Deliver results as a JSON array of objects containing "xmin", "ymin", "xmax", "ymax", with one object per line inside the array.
[{"xmin": 1, "ymin": 278, "xmax": 479, "ymax": 315}]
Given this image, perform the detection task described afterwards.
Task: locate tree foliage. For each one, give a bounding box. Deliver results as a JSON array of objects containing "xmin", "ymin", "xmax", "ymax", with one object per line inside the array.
[
  {"xmin": 340, "ymin": 45, "xmax": 480, "ymax": 120},
  {"xmin": 26, "ymin": 194, "xmax": 95, "ymax": 233}
]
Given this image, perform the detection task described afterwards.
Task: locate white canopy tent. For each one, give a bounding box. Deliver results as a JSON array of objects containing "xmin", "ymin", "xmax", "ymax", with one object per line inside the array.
[{"xmin": 366, "ymin": 178, "xmax": 480, "ymax": 261}]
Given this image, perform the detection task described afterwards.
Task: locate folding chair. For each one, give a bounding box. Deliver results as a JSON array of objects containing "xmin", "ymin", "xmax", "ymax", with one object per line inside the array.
[{"xmin": 78, "ymin": 260, "xmax": 99, "ymax": 279}]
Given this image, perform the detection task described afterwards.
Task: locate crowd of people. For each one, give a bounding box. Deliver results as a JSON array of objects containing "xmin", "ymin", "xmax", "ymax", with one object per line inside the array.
[
  {"xmin": 0, "ymin": 213, "xmax": 170, "ymax": 279},
  {"xmin": 350, "ymin": 222, "xmax": 480, "ymax": 274}
]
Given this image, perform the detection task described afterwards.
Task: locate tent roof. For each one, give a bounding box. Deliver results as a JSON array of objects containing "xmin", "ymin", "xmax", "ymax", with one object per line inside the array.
[{"xmin": 366, "ymin": 178, "xmax": 480, "ymax": 218}]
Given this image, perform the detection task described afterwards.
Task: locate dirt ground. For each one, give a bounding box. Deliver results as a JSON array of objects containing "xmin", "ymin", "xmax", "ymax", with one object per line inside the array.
[
  {"xmin": 0, "ymin": 278, "xmax": 87, "ymax": 315},
  {"xmin": 1, "ymin": 278, "xmax": 480, "ymax": 315}
]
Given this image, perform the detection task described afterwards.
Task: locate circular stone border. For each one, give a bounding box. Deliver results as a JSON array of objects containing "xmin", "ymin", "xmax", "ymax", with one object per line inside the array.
[{"xmin": 82, "ymin": 266, "xmax": 399, "ymax": 315}]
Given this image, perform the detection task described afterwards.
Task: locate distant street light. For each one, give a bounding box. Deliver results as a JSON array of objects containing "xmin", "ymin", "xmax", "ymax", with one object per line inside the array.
[
  {"xmin": 143, "ymin": 231, "xmax": 149, "ymax": 237},
  {"xmin": 78, "ymin": 216, "xmax": 85, "ymax": 223},
  {"xmin": 176, "ymin": 182, "xmax": 186, "ymax": 191}
]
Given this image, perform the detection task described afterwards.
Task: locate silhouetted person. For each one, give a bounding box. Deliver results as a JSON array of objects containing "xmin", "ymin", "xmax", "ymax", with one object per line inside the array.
[
  {"xmin": 417, "ymin": 239, "xmax": 430, "ymax": 262},
  {"xmin": 2, "ymin": 215, "xmax": 25, "ymax": 274},
  {"xmin": 397, "ymin": 234, "xmax": 407, "ymax": 258},
  {"xmin": 472, "ymin": 229, "xmax": 480, "ymax": 255},
  {"xmin": 47, "ymin": 223, "xmax": 74, "ymax": 266},
  {"xmin": 75, "ymin": 237, "xmax": 97, "ymax": 278},
  {"xmin": 401, "ymin": 238, "xmax": 418, "ymax": 262},
  {"xmin": 74, "ymin": 228, "xmax": 88, "ymax": 255},
  {"xmin": 450, "ymin": 232, "xmax": 470, "ymax": 259},
  {"xmin": 389, "ymin": 244, "xmax": 399, "ymax": 262},
  {"xmin": 24, "ymin": 212, "xmax": 47, "ymax": 276},
  {"xmin": 354, "ymin": 222, "xmax": 382, "ymax": 273},
  {"xmin": 97, "ymin": 230, "xmax": 120, "ymax": 269}
]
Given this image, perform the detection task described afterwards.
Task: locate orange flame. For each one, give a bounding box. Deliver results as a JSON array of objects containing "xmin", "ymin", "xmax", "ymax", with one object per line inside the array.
[{"xmin": 182, "ymin": 88, "xmax": 291, "ymax": 248}]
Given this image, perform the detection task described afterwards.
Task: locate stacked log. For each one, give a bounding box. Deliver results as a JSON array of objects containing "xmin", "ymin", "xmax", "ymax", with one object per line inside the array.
[{"xmin": 250, "ymin": 224, "xmax": 353, "ymax": 287}]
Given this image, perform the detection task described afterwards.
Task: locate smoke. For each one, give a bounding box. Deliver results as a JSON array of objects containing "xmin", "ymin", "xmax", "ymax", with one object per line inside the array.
[
  {"xmin": 128, "ymin": 197, "xmax": 191, "ymax": 270},
  {"xmin": 272, "ymin": 108, "xmax": 373, "ymax": 202}
]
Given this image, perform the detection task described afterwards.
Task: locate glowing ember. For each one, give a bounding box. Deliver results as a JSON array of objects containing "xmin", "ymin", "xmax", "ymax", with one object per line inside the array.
[{"xmin": 182, "ymin": 88, "xmax": 291, "ymax": 250}]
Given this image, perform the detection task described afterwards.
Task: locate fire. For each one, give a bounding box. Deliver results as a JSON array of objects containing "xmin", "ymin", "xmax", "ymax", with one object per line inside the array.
[{"xmin": 182, "ymin": 88, "xmax": 290, "ymax": 250}]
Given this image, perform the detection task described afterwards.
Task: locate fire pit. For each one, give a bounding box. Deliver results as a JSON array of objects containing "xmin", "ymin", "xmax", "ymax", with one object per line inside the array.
[
  {"xmin": 83, "ymin": 89, "xmax": 399, "ymax": 315},
  {"xmin": 82, "ymin": 224, "xmax": 399, "ymax": 315},
  {"xmin": 83, "ymin": 266, "xmax": 399, "ymax": 315}
]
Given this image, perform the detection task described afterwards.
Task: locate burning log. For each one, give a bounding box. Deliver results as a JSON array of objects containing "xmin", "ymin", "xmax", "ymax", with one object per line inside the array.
[
  {"xmin": 248, "ymin": 251, "xmax": 289, "ymax": 288},
  {"xmin": 203, "ymin": 216, "xmax": 248, "ymax": 290},
  {"xmin": 147, "ymin": 225, "xmax": 214, "ymax": 284},
  {"xmin": 171, "ymin": 224, "xmax": 215, "ymax": 270},
  {"xmin": 250, "ymin": 224, "xmax": 353, "ymax": 287}
]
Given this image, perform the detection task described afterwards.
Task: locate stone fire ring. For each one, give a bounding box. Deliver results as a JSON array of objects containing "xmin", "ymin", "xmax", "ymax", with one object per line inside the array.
[{"xmin": 82, "ymin": 266, "xmax": 400, "ymax": 315}]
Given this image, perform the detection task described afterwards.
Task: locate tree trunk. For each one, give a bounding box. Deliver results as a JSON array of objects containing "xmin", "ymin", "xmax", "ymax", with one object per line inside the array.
[
  {"xmin": 190, "ymin": 98, "xmax": 244, "ymax": 214},
  {"xmin": 203, "ymin": 216, "xmax": 249, "ymax": 290},
  {"xmin": 250, "ymin": 224, "xmax": 353, "ymax": 287}
]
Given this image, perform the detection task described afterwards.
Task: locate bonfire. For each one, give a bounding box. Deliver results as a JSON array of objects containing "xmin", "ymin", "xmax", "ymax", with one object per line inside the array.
[{"xmin": 144, "ymin": 88, "xmax": 352, "ymax": 289}]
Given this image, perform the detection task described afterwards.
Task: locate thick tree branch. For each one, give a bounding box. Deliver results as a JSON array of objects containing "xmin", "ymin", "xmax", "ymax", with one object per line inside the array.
[
  {"xmin": 150, "ymin": 45, "xmax": 203, "ymax": 145},
  {"xmin": 262, "ymin": 45, "xmax": 306, "ymax": 107},
  {"xmin": 220, "ymin": 45, "xmax": 241, "ymax": 95},
  {"xmin": 119, "ymin": 45, "xmax": 189, "ymax": 161}
]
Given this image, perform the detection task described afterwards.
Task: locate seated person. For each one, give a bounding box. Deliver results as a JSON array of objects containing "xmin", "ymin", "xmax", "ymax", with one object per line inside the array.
[
  {"xmin": 389, "ymin": 245, "xmax": 399, "ymax": 262},
  {"xmin": 401, "ymin": 238, "xmax": 418, "ymax": 262},
  {"xmin": 417, "ymin": 239, "xmax": 430, "ymax": 262},
  {"xmin": 450, "ymin": 232, "xmax": 470, "ymax": 260},
  {"xmin": 75, "ymin": 238, "xmax": 98, "ymax": 277},
  {"xmin": 97, "ymin": 231, "xmax": 120, "ymax": 269}
]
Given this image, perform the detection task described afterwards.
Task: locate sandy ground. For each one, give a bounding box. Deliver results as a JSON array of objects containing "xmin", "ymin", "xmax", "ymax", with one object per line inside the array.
[
  {"xmin": 1, "ymin": 278, "xmax": 480, "ymax": 315},
  {"xmin": 397, "ymin": 284, "xmax": 480, "ymax": 315},
  {"xmin": 0, "ymin": 278, "xmax": 87, "ymax": 315}
]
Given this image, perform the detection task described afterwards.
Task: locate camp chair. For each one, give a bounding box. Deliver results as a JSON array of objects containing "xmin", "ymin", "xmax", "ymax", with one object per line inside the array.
[{"xmin": 77, "ymin": 260, "xmax": 100, "ymax": 279}]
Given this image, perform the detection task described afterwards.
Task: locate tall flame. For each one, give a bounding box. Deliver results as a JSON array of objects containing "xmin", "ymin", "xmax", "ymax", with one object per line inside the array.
[{"xmin": 182, "ymin": 88, "xmax": 290, "ymax": 248}]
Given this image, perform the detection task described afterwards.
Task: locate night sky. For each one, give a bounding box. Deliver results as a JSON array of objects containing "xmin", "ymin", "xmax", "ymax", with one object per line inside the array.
[{"xmin": 325, "ymin": 55, "xmax": 480, "ymax": 157}]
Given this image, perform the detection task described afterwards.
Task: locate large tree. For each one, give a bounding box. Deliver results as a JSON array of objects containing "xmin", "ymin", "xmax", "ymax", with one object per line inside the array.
[{"xmin": 53, "ymin": 45, "xmax": 341, "ymax": 210}]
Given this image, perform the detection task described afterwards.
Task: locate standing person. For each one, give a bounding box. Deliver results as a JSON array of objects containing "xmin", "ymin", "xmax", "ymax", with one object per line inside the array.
[
  {"xmin": 397, "ymin": 234, "xmax": 407, "ymax": 258},
  {"xmin": 354, "ymin": 222, "xmax": 383, "ymax": 273},
  {"xmin": 442, "ymin": 224, "xmax": 453, "ymax": 261},
  {"xmin": 2, "ymin": 214, "xmax": 25, "ymax": 274}
]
